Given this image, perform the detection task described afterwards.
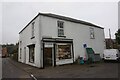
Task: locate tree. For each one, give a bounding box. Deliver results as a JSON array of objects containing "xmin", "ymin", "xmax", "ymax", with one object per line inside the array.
[{"xmin": 115, "ymin": 29, "xmax": 120, "ymax": 44}]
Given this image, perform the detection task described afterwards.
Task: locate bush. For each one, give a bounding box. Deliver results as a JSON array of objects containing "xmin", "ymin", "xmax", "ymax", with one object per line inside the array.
[{"xmin": 11, "ymin": 53, "xmax": 18, "ymax": 61}]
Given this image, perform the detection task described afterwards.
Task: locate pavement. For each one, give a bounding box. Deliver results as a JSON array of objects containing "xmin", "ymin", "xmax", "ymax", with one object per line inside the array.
[
  {"xmin": 2, "ymin": 58, "xmax": 120, "ymax": 79},
  {"xmin": 2, "ymin": 58, "xmax": 30, "ymax": 78}
]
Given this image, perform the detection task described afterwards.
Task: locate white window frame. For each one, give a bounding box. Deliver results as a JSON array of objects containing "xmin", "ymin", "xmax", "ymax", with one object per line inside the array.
[
  {"xmin": 19, "ymin": 41, "xmax": 22, "ymax": 59},
  {"xmin": 20, "ymin": 41, "xmax": 22, "ymax": 47},
  {"xmin": 56, "ymin": 43, "xmax": 72, "ymax": 61},
  {"xmin": 57, "ymin": 21, "xmax": 64, "ymax": 37},
  {"xmin": 20, "ymin": 48, "xmax": 22, "ymax": 59},
  {"xmin": 90, "ymin": 27, "xmax": 95, "ymax": 39},
  {"xmin": 31, "ymin": 22, "xmax": 35, "ymax": 38},
  {"xmin": 29, "ymin": 46, "xmax": 35, "ymax": 63},
  {"xmin": 24, "ymin": 47, "xmax": 26, "ymax": 63}
]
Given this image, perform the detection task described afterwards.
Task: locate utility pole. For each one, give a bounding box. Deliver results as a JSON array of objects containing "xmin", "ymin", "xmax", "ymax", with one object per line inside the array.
[
  {"xmin": 109, "ymin": 29, "xmax": 111, "ymax": 40},
  {"xmin": 109, "ymin": 28, "xmax": 112, "ymax": 49}
]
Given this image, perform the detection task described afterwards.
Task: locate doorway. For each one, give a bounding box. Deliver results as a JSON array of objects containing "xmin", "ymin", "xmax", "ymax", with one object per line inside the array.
[{"xmin": 44, "ymin": 48, "xmax": 53, "ymax": 67}]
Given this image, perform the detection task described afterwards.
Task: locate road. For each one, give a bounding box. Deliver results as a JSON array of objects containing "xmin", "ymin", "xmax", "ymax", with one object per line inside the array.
[
  {"xmin": 2, "ymin": 58, "xmax": 30, "ymax": 78},
  {"xmin": 2, "ymin": 58, "xmax": 120, "ymax": 79}
]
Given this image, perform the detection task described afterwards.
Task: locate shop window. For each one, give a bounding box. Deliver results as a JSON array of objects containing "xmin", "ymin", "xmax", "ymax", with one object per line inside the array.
[
  {"xmin": 29, "ymin": 46, "xmax": 35, "ymax": 63},
  {"xmin": 57, "ymin": 21, "xmax": 64, "ymax": 37},
  {"xmin": 90, "ymin": 27, "xmax": 95, "ymax": 39},
  {"xmin": 56, "ymin": 44, "xmax": 72, "ymax": 60}
]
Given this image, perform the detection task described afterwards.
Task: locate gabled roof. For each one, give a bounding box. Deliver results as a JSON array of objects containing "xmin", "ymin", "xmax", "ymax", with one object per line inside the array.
[{"xmin": 19, "ymin": 13, "xmax": 104, "ymax": 34}]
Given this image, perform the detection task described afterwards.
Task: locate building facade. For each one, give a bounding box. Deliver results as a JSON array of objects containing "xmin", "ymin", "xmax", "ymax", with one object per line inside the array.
[
  {"xmin": 105, "ymin": 38, "xmax": 117, "ymax": 49},
  {"xmin": 18, "ymin": 13, "xmax": 105, "ymax": 68},
  {"xmin": 2, "ymin": 47, "xmax": 8, "ymax": 58}
]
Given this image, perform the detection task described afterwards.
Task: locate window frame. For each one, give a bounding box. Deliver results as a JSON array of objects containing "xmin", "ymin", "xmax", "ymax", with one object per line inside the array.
[
  {"xmin": 56, "ymin": 44, "xmax": 72, "ymax": 61},
  {"xmin": 19, "ymin": 41, "xmax": 22, "ymax": 47},
  {"xmin": 90, "ymin": 27, "xmax": 95, "ymax": 39},
  {"xmin": 29, "ymin": 45, "xmax": 35, "ymax": 63},
  {"xmin": 57, "ymin": 21, "xmax": 65, "ymax": 37},
  {"xmin": 31, "ymin": 22, "xmax": 35, "ymax": 39},
  {"xmin": 20, "ymin": 48, "xmax": 22, "ymax": 59}
]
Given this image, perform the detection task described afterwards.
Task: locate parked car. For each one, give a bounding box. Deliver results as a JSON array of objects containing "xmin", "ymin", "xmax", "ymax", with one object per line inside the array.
[{"xmin": 103, "ymin": 49, "xmax": 120, "ymax": 61}]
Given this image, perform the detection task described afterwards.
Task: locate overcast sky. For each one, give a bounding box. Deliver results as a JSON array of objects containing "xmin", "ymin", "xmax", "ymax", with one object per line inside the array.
[{"xmin": 2, "ymin": 1, "xmax": 119, "ymax": 44}]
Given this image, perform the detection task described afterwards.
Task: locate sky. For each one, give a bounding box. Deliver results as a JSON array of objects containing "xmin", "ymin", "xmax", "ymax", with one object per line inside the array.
[{"xmin": 1, "ymin": 0, "xmax": 119, "ymax": 44}]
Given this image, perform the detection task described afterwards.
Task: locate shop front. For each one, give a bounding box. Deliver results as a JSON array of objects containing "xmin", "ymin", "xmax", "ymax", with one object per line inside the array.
[{"xmin": 42, "ymin": 38, "xmax": 74, "ymax": 68}]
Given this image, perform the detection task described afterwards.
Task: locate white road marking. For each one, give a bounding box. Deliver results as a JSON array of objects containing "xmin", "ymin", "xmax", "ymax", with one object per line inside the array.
[{"xmin": 30, "ymin": 74, "xmax": 37, "ymax": 80}]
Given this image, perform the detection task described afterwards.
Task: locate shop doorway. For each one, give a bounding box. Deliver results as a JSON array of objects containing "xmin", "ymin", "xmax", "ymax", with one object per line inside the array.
[
  {"xmin": 44, "ymin": 48, "xmax": 53, "ymax": 67},
  {"xmin": 42, "ymin": 38, "xmax": 74, "ymax": 68}
]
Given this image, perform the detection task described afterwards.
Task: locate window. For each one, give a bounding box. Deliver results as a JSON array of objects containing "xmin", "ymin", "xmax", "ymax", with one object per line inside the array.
[
  {"xmin": 31, "ymin": 22, "xmax": 35, "ymax": 38},
  {"xmin": 57, "ymin": 21, "xmax": 64, "ymax": 37},
  {"xmin": 24, "ymin": 47, "xmax": 26, "ymax": 54},
  {"xmin": 19, "ymin": 41, "xmax": 22, "ymax": 59},
  {"xmin": 20, "ymin": 41, "xmax": 22, "ymax": 47},
  {"xmin": 29, "ymin": 45, "xmax": 35, "ymax": 63},
  {"xmin": 90, "ymin": 27, "xmax": 95, "ymax": 39},
  {"xmin": 56, "ymin": 44, "xmax": 72, "ymax": 60},
  {"xmin": 20, "ymin": 48, "xmax": 22, "ymax": 59}
]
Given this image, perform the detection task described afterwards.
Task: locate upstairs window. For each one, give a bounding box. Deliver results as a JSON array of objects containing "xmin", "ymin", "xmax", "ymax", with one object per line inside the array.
[
  {"xmin": 31, "ymin": 22, "xmax": 35, "ymax": 39},
  {"xmin": 90, "ymin": 27, "xmax": 95, "ymax": 39},
  {"xmin": 19, "ymin": 41, "xmax": 22, "ymax": 47},
  {"xmin": 57, "ymin": 21, "xmax": 64, "ymax": 37}
]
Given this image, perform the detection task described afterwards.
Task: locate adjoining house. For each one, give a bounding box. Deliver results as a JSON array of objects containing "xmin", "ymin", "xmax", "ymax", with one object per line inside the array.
[
  {"xmin": 18, "ymin": 13, "xmax": 105, "ymax": 68},
  {"xmin": 105, "ymin": 38, "xmax": 117, "ymax": 49},
  {"xmin": 2, "ymin": 47, "xmax": 8, "ymax": 58}
]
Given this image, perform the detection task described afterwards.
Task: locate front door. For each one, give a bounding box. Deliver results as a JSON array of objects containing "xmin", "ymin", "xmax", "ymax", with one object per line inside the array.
[{"xmin": 44, "ymin": 48, "xmax": 53, "ymax": 67}]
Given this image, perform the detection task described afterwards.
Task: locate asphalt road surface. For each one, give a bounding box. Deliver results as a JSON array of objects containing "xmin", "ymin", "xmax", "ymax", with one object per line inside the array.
[
  {"xmin": 2, "ymin": 58, "xmax": 120, "ymax": 79},
  {"xmin": 2, "ymin": 58, "xmax": 30, "ymax": 78}
]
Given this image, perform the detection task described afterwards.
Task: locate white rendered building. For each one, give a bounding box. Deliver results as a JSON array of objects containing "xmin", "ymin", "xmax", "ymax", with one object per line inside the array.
[{"xmin": 18, "ymin": 13, "xmax": 105, "ymax": 68}]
